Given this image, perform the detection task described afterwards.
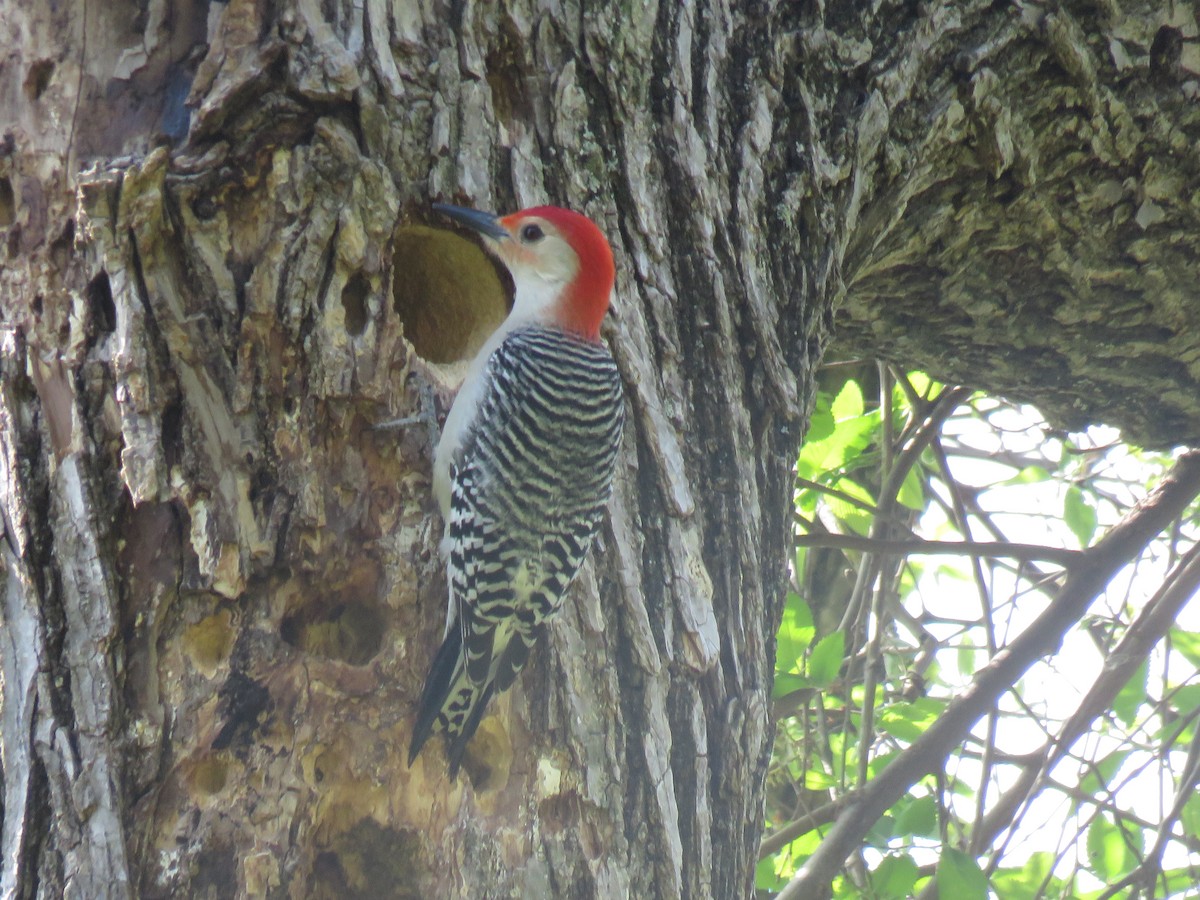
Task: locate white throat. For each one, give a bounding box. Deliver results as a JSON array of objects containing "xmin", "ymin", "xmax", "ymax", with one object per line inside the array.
[{"xmin": 506, "ymin": 272, "xmax": 566, "ymax": 330}]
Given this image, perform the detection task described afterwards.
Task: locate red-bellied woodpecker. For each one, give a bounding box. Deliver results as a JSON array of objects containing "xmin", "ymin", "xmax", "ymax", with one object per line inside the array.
[{"xmin": 408, "ymin": 203, "xmax": 625, "ymax": 776}]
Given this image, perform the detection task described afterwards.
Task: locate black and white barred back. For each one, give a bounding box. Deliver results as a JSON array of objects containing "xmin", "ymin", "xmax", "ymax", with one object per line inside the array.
[{"xmin": 408, "ymin": 325, "xmax": 624, "ymax": 775}]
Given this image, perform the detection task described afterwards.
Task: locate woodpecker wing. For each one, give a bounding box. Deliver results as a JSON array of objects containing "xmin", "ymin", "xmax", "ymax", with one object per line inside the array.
[{"xmin": 409, "ymin": 325, "xmax": 624, "ymax": 774}]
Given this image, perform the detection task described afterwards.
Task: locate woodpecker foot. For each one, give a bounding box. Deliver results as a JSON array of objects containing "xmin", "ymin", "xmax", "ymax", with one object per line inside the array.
[
  {"xmin": 374, "ymin": 414, "xmax": 424, "ymax": 429},
  {"xmin": 375, "ymin": 380, "xmax": 441, "ymax": 452}
]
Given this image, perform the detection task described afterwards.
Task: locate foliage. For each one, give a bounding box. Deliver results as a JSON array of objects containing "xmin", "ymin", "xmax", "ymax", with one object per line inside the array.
[{"xmin": 760, "ymin": 363, "xmax": 1200, "ymax": 898}]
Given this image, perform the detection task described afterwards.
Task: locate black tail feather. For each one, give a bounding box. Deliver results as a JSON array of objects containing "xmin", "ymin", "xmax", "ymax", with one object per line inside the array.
[
  {"xmin": 409, "ymin": 617, "xmax": 539, "ymax": 775},
  {"xmin": 408, "ymin": 626, "xmax": 463, "ymax": 766},
  {"xmin": 445, "ymin": 680, "xmax": 496, "ymax": 777}
]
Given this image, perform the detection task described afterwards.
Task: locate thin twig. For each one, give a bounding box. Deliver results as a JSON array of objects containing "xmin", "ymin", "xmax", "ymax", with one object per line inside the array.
[
  {"xmin": 794, "ymin": 477, "xmax": 880, "ymax": 516},
  {"xmin": 856, "ymin": 364, "xmax": 896, "ymax": 789},
  {"xmin": 759, "ymin": 796, "xmax": 855, "ymax": 858},
  {"xmin": 793, "ymin": 533, "xmax": 1079, "ymax": 566},
  {"xmin": 930, "ymin": 433, "xmax": 1000, "ymax": 851}
]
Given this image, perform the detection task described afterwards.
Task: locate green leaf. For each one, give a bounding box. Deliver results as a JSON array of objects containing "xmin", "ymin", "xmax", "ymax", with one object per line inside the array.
[
  {"xmin": 1160, "ymin": 865, "xmax": 1200, "ymax": 896},
  {"xmin": 871, "ymin": 854, "xmax": 919, "ymax": 899},
  {"xmin": 825, "ymin": 477, "xmax": 876, "ymax": 536},
  {"xmin": 905, "ymin": 371, "xmax": 939, "ymax": 398},
  {"xmin": 1087, "ymin": 815, "xmax": 1138, "ymax": 881},
  {"xmin": 795, "ymin": 484, "xmax": 819, "ymax": 515},
  {"xmin": 957, "ymin": 643, "xmax": 981, "ymax": 677},
  {"xmin": 1008, "ymin": 465, "xmax": 1052, "ymax": 484},
  {"xmin": 865, "ymin": 813, "xmax": 898, "ymax": 847},
  {"xmin": 771, "ymin": 672, "xmax": 813, "ymax": 700},
  {"xmin": 895, "ymin": 795, "xmax": 938, "ymax": 837},
  {"xmin": 831, "ymin": 379, "xmax": 864, "ymax": 420},
  {"xmin": 896, "ymin": 465, "xmax": 926, "ymax": 511},
  {"xmin": 758, "ymin": 821, "xmax": 823, "ymax": 887},
  {"xmin": 806, "ymin": 406, "xmax": 836, "ymax": 444},
  {"xmin": 1077, "ymin": 750, "xmax": 1127, "ymax": 800},
  {"xmin": 804, "ymin": 768, "xmax": 836, "ymax": 790},
  {"xmin": 808, "ymin": 631, "xmax": 845, "ymax": 688},
  {"xmin": 1166, "ymin": 682, "xmax": 1200, "ymax": 718},
  {"xmin": 878, "ymin": 697, "xmax": 946, "ymax": 743},
  {"xmin": 866, "ymin": 748, "xmax": 901, "ymax": 780},
  {"xmin": 789, "ymin": 593, "xmax": 814, "ymax": 631},
  {"xmin": 1064, "ymin": 485, "xmax": 1098, "ymax": 547},
  {"xmin": 1113, "ymin": 660, "xmax": 1148, "ymax": 727},
  {"xmin": 798, "ymin": 398, "xmax": 880, "ymax": 475},
  {"xmin": 992, "ymin": 852, "xmax": 1059, "ymax": 900},
  {"xmin": 754, "ymin": 855, "xmax": 786, "ymax": 892},
  {"xmin": 1180, "ymin": 793, "xmax": 1200, "ymax": 840},
  {"xmin": 1169, "ymin": 628, "xmax": 1200, "ymax": 669},
  {"xmin": 936, "ymin": 848, "xmax": 987, "ymax": 900},
  {"xmin": 776, "ymin": 594, "xmax": 815, "ymax": 675}
]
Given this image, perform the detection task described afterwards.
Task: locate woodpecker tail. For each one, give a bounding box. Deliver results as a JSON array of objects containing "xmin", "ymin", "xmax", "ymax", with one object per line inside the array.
[
  {"xmin": 407, "ymin": 623, "xmax": 503, "ymax": 778},
  {"xmin": 408, "ymin": 614, "xmax": 546, "ymax": 776},
  {"xmin": 408, "ymin": 625, "xmax": 470, "ymax": 773}
]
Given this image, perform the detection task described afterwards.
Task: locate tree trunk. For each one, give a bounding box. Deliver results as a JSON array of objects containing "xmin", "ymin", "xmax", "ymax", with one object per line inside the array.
[{"xmin": 1, "ymin": 1, "xmax": 1195, "ymax": 898}]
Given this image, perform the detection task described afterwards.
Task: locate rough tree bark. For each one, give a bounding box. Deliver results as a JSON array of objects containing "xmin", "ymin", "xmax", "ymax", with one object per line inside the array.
[{"xmin": 0, "ymin": 1, "xmax": 1196, "ymax": 899}]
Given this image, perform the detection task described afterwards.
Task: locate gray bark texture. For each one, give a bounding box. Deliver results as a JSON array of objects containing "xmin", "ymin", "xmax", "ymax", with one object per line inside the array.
[{"xmin": 0, "ymin": 1, "xmax": 1195, "ymax": 898}]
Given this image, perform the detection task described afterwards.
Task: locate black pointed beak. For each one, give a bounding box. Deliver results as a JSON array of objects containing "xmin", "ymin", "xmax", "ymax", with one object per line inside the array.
[{"xmin": 432, "ymin": 203, "xmax": 510, "ymax": 241}]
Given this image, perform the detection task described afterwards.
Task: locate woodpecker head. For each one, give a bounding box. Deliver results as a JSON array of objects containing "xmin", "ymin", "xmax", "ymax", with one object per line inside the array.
[{"xmin": 433, "ymin": 203, "xmax": 615, "ymax": 341}]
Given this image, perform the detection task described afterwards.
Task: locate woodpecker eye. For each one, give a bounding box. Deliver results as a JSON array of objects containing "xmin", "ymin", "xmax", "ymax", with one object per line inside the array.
[{"xmin": 520, "ymin": 223, "xmax": 544, "ymax": 243}]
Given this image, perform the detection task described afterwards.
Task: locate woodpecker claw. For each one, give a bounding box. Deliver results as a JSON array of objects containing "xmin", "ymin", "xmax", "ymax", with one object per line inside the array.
[
  {"xmin": 375, "ymin": 380, "xmax": 440, "ymax": 462},
  {"xmin": 373, "ymin": 415, "xmax": 423, "ymax": 430}
]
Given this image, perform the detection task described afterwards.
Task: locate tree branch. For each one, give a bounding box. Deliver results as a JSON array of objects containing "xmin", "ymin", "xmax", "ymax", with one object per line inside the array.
[
  {"xmin": 793, "ymin": 532, "xmax": 1080, "ymax": 566},
  {"xmin": 759, "ymin": 796, "xmax": 854, "ymax": 858},
  {"xmin": 779, "ymin": 450, "xmax": 1200, "ymax": 898},
  {"xmin": 794, "ymin": 478, "xmax": 880, "ymax": 516}
]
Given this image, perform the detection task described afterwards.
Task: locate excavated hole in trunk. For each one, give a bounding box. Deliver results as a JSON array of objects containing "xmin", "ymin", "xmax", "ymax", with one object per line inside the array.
[
  {"xmin": 278, "ymin": 558, "xmax": 387, "ymax": 666},
  {"xmin": 391, "ymin": 225, "xmax": 510, "ymax": 365}
]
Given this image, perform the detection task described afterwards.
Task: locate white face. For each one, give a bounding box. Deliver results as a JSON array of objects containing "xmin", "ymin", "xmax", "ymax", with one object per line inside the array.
[{"xmin": 489, "ymin": 216, "xmax": 581, "ymax": 294}]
